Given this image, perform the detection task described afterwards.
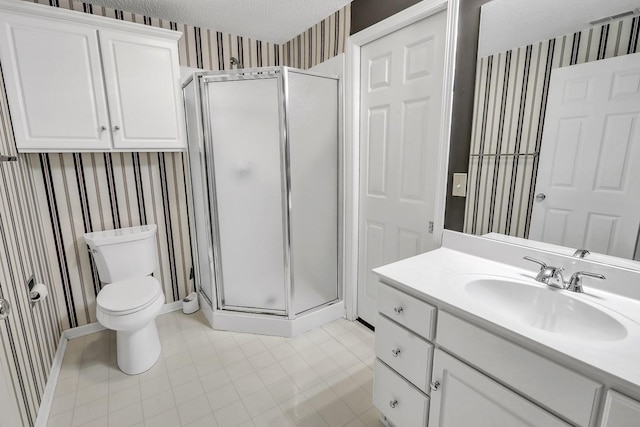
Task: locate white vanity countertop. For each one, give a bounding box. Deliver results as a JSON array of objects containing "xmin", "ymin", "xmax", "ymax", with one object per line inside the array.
[{"xmin": 373, "ymin": 246, "xmax": 640, "ymax": 390}]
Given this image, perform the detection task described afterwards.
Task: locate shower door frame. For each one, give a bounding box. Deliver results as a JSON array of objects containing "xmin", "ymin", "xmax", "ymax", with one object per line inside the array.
[{"xmin": 199, "ymin": 67, "xmax": 342, "ymax": 320}]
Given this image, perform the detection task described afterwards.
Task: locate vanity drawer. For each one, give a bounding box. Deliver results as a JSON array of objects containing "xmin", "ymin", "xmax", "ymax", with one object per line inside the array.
[
  {"xmin": 374, "ymin": 359, "xmax": 429, "ymax": 427},
  {"xmin": 375, "ymin": 314, "xmax": 433, "ymax": 393},
  {"xmin": 377, "ymin": 282, "xmax": 436, "ymax": 340},
  {"xmin": 437, "ymin": 311, "xmax": 602, "ymax": 427}
]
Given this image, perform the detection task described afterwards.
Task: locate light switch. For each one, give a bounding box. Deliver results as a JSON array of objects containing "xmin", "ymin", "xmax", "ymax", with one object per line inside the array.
[{"xmin": 452, "ymin": 173, "xmax": 467, "ymax": 197}]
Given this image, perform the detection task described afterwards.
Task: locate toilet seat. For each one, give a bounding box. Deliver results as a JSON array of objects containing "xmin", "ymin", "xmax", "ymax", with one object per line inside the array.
[{"xmin": 97, "ymin": 276, "xmax": 162, "ymax": 315}]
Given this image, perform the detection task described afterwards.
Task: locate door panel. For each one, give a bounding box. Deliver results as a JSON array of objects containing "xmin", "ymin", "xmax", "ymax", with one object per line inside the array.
[
  {"xmin": 530, "ymin": 53, "xmax": 640, "ymax": 259},
  {"xmin": 357, "ymin": 11, "xmax": 447, "ymax": 325},
  {"xmin": 100, "ymin": 29, "xmax": 184, "ymax": 150},
  {"xmin": 0, "ymin": 13, "xmax": 111, "ymax": 151},
  {"xmin": 429, "ymin": 349, "xmax": 569, "ymax": 427}
]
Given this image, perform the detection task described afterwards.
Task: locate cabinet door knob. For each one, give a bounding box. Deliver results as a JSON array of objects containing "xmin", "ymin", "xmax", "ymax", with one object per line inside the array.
[
  {"xmin": 113, "ymin": 125, "xmax": 120, "ymax": 132},
  {"xmin": 99, "ymin": 126, "xmax": 106, "ymax": 132},
  {"xmin": 393, "ymin": 306, "xmax": 403, "ymax": 314},
  {"xmin": 391, "ymin": 348, "xmax": 401, "ymax": 357},
  {"xmin": 389, "ymin": 399, "xmax": 398, "ymax": 408},
  {"xmin": 430, "ymin": 381, "xmax": 440, "ymax": 391}
]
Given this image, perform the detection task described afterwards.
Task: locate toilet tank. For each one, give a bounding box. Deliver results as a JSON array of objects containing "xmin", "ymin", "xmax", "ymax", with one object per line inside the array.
[{"xmin": 84, "ymin": 225, "xmax": 158, "ymax": 283}]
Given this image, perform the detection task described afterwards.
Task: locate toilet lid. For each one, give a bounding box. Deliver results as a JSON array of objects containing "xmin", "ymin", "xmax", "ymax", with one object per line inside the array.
[{"xmin": 97, "ymin": 276, "xmax": 162, "ymax": 314}]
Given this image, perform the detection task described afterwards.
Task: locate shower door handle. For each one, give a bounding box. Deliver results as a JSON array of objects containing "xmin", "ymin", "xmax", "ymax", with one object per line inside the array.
[{"xmin": 0, "ymin": 298, "xmax": 10, "ymax": 320}]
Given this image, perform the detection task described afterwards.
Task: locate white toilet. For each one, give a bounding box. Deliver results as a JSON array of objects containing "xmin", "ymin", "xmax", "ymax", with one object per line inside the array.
[{"xmin": 84, "ymin": 224, "xmax": 165, "ymax": 375}]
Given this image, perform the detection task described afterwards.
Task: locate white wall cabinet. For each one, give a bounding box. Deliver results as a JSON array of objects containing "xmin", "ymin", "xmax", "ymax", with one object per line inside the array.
[{"xmin": 0, "ymin": 1, "xmax": 185, "ymax": 152}]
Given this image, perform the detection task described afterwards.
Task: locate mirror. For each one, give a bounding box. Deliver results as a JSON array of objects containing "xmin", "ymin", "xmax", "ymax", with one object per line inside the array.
[{"xmin": 449, "ymin": 0, "xmax": 640, "ymax": 267}]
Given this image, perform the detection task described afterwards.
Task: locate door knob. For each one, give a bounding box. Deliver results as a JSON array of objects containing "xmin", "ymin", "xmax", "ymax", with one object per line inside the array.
[
  {"xmin": 535, "ymin": 193, "xmax": 546, "ymax": 201},
  {"xmin": 113, "ymin": 125, "xmax": 120, "ymax": 132},
  {"xmin": 389, "ymin": 399, "xmax": 398, "ymax": 408},
  {"xmin": 430, "ymin": 380, "xmax": 440, "ymax": 391},
  {"xmin": 99, "ymin": 125, "xmax": 106, "ymax": 132},
  {"xmin": 391, "ymin": 348, "xmax": 401, "ymax": 357},
  {"xmin": 0, "ymin": 298, "xmax": 10, "ymax": 320},
  {"xmin": 393, "ymin": 306, "xmax": 403, "ymax": 315}
]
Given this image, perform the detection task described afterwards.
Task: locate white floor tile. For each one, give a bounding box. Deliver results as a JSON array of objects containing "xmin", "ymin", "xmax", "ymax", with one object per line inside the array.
[
  {"xmin": 143, "ymin": 407, "xmax": 181, "ymax": 427},
  {"xmin": 107, "ymin": 402, "xmax": 143, "ymax": 427},
  {"xmin": 213, "ymin": 400, "xmax": 251, "ymax": 427},
  {"xmin": 241, "ymin": 388, "xmax": 278, "ymax": 418},
  {"xmin": 72, "ymin": 396, "xmax": 108, "ymax": 426},
  {"xmin": 108, "ymin": 383, "xmax": 141, "ymax": 413},
  {"xmin": 142, "ymin": 389, "xmax": 176, "ymax": 418},
  {"xmin": 177, "ymin": 395, "xmax": 212, "ymax": 426},
  {"xmin": 173, "ymin": 378, "xmax": 206, "ymax": 406},
  {"xmin": 49, "ymin": 313, "xmax": 375, "ymax": 427},
  {"xmin": 206, "ymin": 382, "xmax": 240, "ymax": 411},
  {"xmin": 139, "ymin": 372, "xmax": 170, "ymax": 398}
]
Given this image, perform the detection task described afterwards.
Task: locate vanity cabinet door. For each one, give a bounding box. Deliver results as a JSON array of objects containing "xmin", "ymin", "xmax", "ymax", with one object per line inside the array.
[
  {"xmin": 429, "ymin": 349, "xmax": 569, "ymax": 427},
  {"xmin": 600, "ymin": 390, "xmax": 640, "ymax": 427},
  {"xmin": 0, "ymin": 13, "xmax": 112, "ymax": 151},
  {"xmin": 99, "ymin": 29, "xmax": 185, "ymax": 151}
]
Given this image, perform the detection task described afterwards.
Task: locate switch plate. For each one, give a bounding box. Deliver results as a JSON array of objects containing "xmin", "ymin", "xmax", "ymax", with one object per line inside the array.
[{"xmin": 452, "ymin": 173, "xmax": 467, "ymax": 197}]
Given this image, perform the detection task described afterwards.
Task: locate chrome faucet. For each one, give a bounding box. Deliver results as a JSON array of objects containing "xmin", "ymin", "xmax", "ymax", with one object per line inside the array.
[
  {"xmin": 523, "ymin": 256, "xmax": 606, "ymax": 292},
  {"xmin": 523, "ymin": 256, "xmax": 565, "ymax": 289},
  {"xmin": 573, "ymin": 249, "xmax": 590, "ymax": 258},
  {"xmin": 566, "ymin": 271, "xmax": 605, "ymax": 293}
]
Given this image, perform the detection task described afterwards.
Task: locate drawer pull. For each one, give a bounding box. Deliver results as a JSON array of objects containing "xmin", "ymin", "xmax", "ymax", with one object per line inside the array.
[
  {"xmin": 391, "ymin": 348, "xmax": 401, "ymax": 357},
  {"xmin": 393, "ymin": 306, "xmax": 404, "ymax": 314},
  {"xmin": 389, "ymin": 399, "xmax": 398, "ymax": 408},
  {"xmin": 430, "ymin": 381, "xmax": 440, "ymax": 391}
]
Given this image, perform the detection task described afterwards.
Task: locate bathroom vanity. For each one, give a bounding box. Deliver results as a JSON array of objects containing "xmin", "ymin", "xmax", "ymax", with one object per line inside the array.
[{"xmin": 372, "ymin": 231, "xmax": 640, "ymax": 427}]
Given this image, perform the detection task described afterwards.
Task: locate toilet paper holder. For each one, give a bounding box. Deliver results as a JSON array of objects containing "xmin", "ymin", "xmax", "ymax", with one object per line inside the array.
[{"xmin": 27, "ymin": 275, "xmax": 46, "ymax": 307}]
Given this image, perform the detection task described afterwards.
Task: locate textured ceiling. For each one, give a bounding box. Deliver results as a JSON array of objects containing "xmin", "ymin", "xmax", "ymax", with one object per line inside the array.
[
  {"xmin": 479, "ymin": 0, "xmax": 640, "ymax": 57},
  {"xmin": 83, "ymin": 0, "xmax": 351, "ymax": 44}
]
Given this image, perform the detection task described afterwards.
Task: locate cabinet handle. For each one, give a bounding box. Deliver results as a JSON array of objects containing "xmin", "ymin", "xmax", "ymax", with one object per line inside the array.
[
  {"xmin": 393, "ymin": 306, "xmax": 403, "ymax": 315},
  {"xmin": 430, "ymin": 381, "xmax": 440, "ymax": 391},
  {"xmin": 113, "ymin": 125, "xmax": 120, "ymax": 132},
  {"xmin": 389, "ymin": 399, "xmax": 398, "ymax": 408},
  {"xmin": 99, "ymin": 126, "xmax": 106, "ymax": 132},
  {"xmin": 391, "ymin": 348, "xmax": 401, "ymax": 357}
]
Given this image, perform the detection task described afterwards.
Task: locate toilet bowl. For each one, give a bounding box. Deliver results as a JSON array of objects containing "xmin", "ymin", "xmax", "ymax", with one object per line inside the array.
[{"xmin": 84, "ymin": 225, "xmax": 165, "ymax": 375}]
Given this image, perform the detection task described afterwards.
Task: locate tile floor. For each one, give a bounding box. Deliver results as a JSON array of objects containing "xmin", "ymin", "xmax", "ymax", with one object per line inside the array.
[{"xmin": 47, "ymin": 310, "xmax": 383, "ymax": 427}]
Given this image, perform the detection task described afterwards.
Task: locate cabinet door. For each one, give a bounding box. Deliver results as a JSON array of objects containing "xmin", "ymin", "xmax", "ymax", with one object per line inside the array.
[
  {"xmin": 0, "ymin": 13, "xmax": 112, "ymax": 151},
  {"xmin": 600, "ymin": 390, "xmax": 640, "ymax": 427},
  {"xmin": 429, "ymin": 350, "xmax": 569, "ymax": 427},
  {"xmin": 99, "ymin": 29, "xmax": 185, "ymax": 151}
]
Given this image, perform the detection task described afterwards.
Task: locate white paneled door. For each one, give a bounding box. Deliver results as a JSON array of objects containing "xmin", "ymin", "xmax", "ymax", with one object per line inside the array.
[
  {"xmin": 357, "ymin": 11, "xmax": 447, "ymax": 325},
  {"xmin": 530, "ymin": 53, "xmax": 640, "ymax": 259}
]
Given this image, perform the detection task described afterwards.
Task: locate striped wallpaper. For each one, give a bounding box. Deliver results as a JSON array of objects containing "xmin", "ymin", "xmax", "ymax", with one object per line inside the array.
[
  {"xmin": 0, "ymin": 76, "xmax": 64, "ymax": 425},
  {"xmin": 464, "ymin": 15, "xmax": 640, "ymax": 238},
  {"xmin": 0, "ymin": 1, "xmax": 350, "ymax": 425}
]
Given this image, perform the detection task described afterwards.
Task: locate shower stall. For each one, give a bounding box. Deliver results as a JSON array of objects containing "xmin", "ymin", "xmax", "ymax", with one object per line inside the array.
[{"xmin": 183, "ymin": 67, "xmax": 342, "ymax": 336}]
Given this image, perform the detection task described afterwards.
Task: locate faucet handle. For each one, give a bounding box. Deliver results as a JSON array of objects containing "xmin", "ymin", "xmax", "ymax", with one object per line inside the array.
[
  {"xmin": 567, "ymin": 271, "xmax": 605, "ymax": 293},
  {"xmin": 573, "ymin": 249, "xmax": 590, "ymax": 258},
  {"xmin": 523, "ymin": 256, "xmax": 547, "ymax": 269},
  {"xmin": 523, "ymin": 257, "xmax": 565, "ymax": 288}
]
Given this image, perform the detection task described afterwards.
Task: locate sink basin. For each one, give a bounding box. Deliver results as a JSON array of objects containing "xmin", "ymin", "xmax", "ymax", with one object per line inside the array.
[{"xmin": 464, "ymin": 278, "xmax": 628, "ymax": 342}]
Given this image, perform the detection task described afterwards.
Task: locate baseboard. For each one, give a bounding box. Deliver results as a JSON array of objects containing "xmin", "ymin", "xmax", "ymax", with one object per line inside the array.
[
  {"xmin": 34, "ymin": 334, "xmax": 67, "ymax": 427},
  {"xmin": 63, "ymin": 322, "xmax": 106, "ymax": 340},
  {"xmin": 159, "ymin": 300, "xmax": 182, "ymax": 314}
]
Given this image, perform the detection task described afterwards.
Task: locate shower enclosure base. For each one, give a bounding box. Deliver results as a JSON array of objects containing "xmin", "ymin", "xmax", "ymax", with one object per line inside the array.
[{"xmin": 211, "ymin": 300, "xmax": 344, "ymax": 337}]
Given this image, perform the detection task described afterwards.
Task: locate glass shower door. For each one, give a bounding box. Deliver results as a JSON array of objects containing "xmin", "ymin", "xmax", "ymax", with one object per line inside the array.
[
  {"xmin": 287, "ymin": 70, "xmax": 339, "ymax": 315},
  {"xmin": 206, "ymin": 77, "xmax": 287, "ymax": 313}
]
